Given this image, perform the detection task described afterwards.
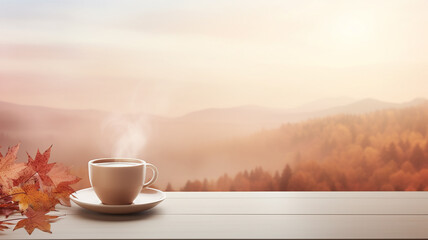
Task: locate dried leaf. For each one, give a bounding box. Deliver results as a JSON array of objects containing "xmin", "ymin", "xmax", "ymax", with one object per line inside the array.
[
  {"xmin": 12, "ymin": 166, "xmax": 35, "ymax": 188},
  {"xmin": 47, "ymin": 164, "xmax": 80, "ymax": 187},
  {"xmin": 0, "ymin": 144, "xmax": 27, "ymax": 192},
  {"xmin": 48, "ymin": 164, "xmax": 80, "ymax": 207},
  {"xmin": 10, "ymin": 184, "xmax": 56, "ymax": 212},
  {"xmin": 52, "ymin": 182, "xmax": 75, "ymax": 207},
  {"xmin": 1, "ymin": 144, "xmax": 80, "ymax": 235},
  {"xmin": 27, "ymin": 146, "xmax": 56, "ymax": 187},
  {"xmin": 13, "ymin": 208, "xmax": 58, "ymax": 234},
  {"xmin": 0, "ymin": 144, "xmax": 19, "ymax": 168}
]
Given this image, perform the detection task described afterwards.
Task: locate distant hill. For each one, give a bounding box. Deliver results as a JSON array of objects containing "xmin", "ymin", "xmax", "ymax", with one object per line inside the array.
[
  {"xmin": 178, "ymin": 98, "xmax": 428, "ymax": 132},
  {"xmin": 0, "ymin": 101, "xmax": 106, "ymax": 132},
  {"xmin": 0, "ymin": 97, "xmax": 427, "ymax": 189}
]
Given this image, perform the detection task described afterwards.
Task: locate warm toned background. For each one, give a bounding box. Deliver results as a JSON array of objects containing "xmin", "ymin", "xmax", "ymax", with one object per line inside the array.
[{"xmin": 0, "ymin": 0, "xmax": 427, "ymax": 191}]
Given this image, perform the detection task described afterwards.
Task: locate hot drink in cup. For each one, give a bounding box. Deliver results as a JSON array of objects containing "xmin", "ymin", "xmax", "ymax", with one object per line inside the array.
[{"xmin": 88, "ymin": 158, "xmax": 158, "ymax": 205}]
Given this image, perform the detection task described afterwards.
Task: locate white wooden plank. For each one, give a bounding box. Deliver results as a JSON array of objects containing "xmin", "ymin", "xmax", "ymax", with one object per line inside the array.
[
  {"xmin": 2, "ymin": 192, "xmax": 428, "ymax": 239},
  {"xmin": 56, "ymin": 191, "xmax": 428, "ymax": 216},
  {"xmin": 166, "ymin": 191, "xmax": 428, "ymax": 199},
  {"xmin": 55, "ymin": 197, "xmax": 428, "ymax": 215},
  {"xmin": 153, "ymin": 197, "xmax": 428, "ymax": 215},
  {"xmin": 3, "ymin": 214, "xmax": 428, "ymax": 239}
]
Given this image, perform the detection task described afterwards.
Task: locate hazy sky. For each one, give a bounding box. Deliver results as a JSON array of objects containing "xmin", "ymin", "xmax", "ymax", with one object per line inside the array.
[{"xmin": 0, "ymin": 0, "xmax": 427, "ymax": 116}]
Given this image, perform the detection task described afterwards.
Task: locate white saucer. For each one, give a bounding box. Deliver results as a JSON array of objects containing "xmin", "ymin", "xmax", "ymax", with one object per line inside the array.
[{"xmin": 70, "ymin": 188, "xmax": 166, "ymax": 214}]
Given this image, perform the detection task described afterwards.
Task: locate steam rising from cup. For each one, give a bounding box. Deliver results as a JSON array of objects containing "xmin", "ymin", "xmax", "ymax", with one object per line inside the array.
[
  {"xmin": 101, "ymin": 114, "xmax": 149, "ymax": 158},
  {"xmin": 100, "ymin": 79, "xmax": 170, "ymax": 158}
]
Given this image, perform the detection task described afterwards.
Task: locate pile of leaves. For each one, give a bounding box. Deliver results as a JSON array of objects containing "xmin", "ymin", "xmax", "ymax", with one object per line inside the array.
[{"xmin": 0, "ymin": 144, "xmax": 80, "ymax": 234}]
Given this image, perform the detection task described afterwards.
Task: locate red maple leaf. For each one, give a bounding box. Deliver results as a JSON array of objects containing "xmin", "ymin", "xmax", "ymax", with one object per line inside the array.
[
  {"xmin": 52, "ymin": 182, "xmax": 76, "ymax": 207},
  {"xmin": 1, "ymin": 144, "xmax": 80, "ymax": 235},
  {"xmin": 0, "ymin": 144, "xmax": 27, "ymax": 192},
  {"xmin": 13, "ymin": 208, "xmax": 58, "ymax": 234},
  {"xmin": 47, "ymin": 164, "xmax": 80, "ymax": 206},
  {"xmin": 27, "ymin": 146, "xmax": 56, "ymax": 187},
  {"xmin": 12, "ymin": 146, "xmax": 81, "ymax": 209}
]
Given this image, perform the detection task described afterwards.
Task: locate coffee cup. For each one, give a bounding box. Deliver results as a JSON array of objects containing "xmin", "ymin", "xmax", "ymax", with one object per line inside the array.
[{"xmin": 88, "ymin": 158, "xmax": 158, "ymax": 205}]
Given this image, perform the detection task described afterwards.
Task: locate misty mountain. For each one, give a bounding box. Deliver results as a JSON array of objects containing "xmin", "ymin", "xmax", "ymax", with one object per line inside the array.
[
  {"xmin": 314, "ymin": 98, "xmax": 428, "ymax": 118},
  {"xmin": 0, "ymin": 101, "xmax": 105, "ymax": 131},
  {"xmin": 0, "ymin": 97, "xmax": 426, "ymax": 189},
  {"xmin": 178, "ymin": 98, "xmax": 428, "ymax": 132},
  {"xmin": 1, "ymin": 97, "xmax": 426, "ymax": 151}
]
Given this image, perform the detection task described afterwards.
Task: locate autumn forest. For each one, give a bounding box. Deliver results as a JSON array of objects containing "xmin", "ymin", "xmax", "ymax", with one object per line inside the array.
[{"xmin": 178, "ymin": 104, "xmax": 428, "ymax": 191}]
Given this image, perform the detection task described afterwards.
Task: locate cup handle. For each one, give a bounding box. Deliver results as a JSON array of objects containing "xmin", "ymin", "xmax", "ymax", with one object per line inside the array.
[{"xmin": 143, "ymin": 163, "xmax": 158, "ymax": 188}]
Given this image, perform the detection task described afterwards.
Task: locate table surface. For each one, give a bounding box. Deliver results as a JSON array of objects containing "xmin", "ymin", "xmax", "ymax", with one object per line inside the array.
[{"xmin": 1, "ymin": 191, "xmax": 428, "ymax": 239}]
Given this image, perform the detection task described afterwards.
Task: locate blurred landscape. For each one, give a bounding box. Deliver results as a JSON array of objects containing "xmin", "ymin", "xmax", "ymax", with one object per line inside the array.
[
  {"xmin": 1, "ymin": 1, "xmax": 428, "ymax": 191},
  {"xmin": 1, "ymin": 98, "xmax": 427, "ymax": 191}
]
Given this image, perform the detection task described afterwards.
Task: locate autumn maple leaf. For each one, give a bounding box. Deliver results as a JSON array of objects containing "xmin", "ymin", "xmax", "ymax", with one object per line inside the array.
[
  {"xmin": 47, "ymin": 163, "xmax": 80, "ymax": 187},
  {"xmin": 12, "ymin": 146, "xmax": 80, "ymax": 209},
  {"xmin": 47, "ymin": 164, "xmax": 80, "ymax": 207},
  {"xmin": 52, "ymin": 182, "xmax": 76, "ymax": 207},
  {"xmin": 13, "ymin": 208, "xmax": 58, "ymax": 234},
  {"xmin": 1, "ymin": 144, "xmax": 80, "ymax": 235},
  {"xmin": 0, "ymin": 144, "xmax": 27, "ymax": 192},
  {"xmin": 26, "ymin": 146, "xmax": 56, "ymax": 187},
  {"xmin": 10, "ymin": 184, "xmax": 56, "ymax": 212},
  {"xmin": 18, "ymin": 147, "xmax": 80, "ymax": 190}
]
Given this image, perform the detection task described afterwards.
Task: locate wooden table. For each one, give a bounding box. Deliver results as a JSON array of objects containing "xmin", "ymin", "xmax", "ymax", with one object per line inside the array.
[{"xmin": 2, "ymin": 192, "xmax": 428, "ymax": 239}]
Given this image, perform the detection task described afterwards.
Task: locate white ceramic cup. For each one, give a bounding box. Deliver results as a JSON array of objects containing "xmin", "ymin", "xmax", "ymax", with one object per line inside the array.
[{"xmin": 88, "ymin": 158, "xmax": 158, "ymax": 205}]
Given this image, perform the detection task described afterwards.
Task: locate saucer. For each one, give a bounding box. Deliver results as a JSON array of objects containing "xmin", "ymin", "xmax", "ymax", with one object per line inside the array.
[{"xmin": 70, "ymin": 188, "xmax": 166, "ymax": 214}]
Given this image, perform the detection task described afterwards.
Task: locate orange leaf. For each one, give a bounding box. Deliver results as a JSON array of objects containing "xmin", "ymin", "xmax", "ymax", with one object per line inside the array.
[
  {"xmin": 1, "ymin": 144, "xmax": 80, "ymax": 235},
  {"xmin": 52, "ymin": 182, "xmax": 76, "ymax": 207},
  {"xmin": 10, "ymin": 184, "xmax": 56, "ymax": 212},
  {"xmin": 13, "ymin": 208, "xmax": 58, "ymax": 235},
  {"xmin": 47, "ymin": 163, "xmax": 80, "ymax": 187},
  {"xmin": 0, "ymin": 144, "xmax": 27, "ymax": 192}
]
